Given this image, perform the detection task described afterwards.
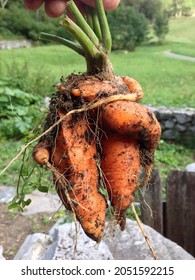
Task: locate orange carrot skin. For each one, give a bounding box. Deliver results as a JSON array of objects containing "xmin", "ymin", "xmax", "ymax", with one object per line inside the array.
[
  {"xmin": 100, "ymin": 132, "xmax": 140, "ymax": 230},
  {"xmin": 32, "ymin": 141, "xmax": 51, "ymax": 165},
  {"xmin": 71, "ymin": 76, "xmax": 132, "ymax": 102},
  {"xmin": 101, "ymin": 101, "xmax": 161, "ymax": 153},
  {"xmin": 122, "ymin": 76, "xmax": 143, "ymax": 100},
  {"xmin": 51, "ymin": 110, "xmax": 107, "ymax": 242}
]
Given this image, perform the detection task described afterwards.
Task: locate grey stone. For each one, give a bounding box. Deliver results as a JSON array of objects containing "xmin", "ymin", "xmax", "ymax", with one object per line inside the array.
[
  {"xmin": 14, "ymin": 233, "xmax": 50, "ymax": 260},
  {"xmin": 104, "ymin": 219, "xmax": 194, "ymax": 260},
  {"xmin": 185, "ymin": 163, "xmax": 195, "ymax": 172},
  {"xmin": 162, "ymin": 129, "xmax": 179, "ymax": 140},
  {"xmin": 159, "ymin": 121, "xmax": 165, "ymax": 129},
  {"xmin": 0, "ymin": 187, "xmax": 61, "ymax": 215},
  {"xmin": 192, "ymin": 116, "xmax": 195, "ymax": 126},
  {"xmin": 158, "ymin": 111, "xmax": 172, "ymax": 120},
  {"xmin": 22, "ymin": 190, "xmax": 61, "ymax": 215},
  {"xmin": 164, "ymin": 120, "xmax": 175, "ymax": 129},
  {"xmin": 0, "ymin": 246, "xmax": 5, "ymax": 260},
  {"xmin": 0, "ymin": 40, "xmax": 32, "ymax": 50},
  {"xmin": 14, "ymin": 219, "xmax": 194, "ymax": 260},
  {"xmin": 189, "ymin": 126, "xmax": 195, "ymax": 134},
  {"xmin": 174, "ymin": 113, "xmax": 191, "ymax": 124},
  {"xmin": 44, "ymin": 222, "xmax": 113, "ymax": 260},
  {"xmin": 175, "ymin": 124, "xmax": 187, "ymax": 132},
  {"xmin": 147, "ymin": 106, "xmax": 172, "ymax": 120},
  {"xmin": 147, "ymin": 106, "xmax": 195, "ymax": 142},
  {"xmin": 0, "ymin": 186, "xmax": 15, "ymax": 203}
]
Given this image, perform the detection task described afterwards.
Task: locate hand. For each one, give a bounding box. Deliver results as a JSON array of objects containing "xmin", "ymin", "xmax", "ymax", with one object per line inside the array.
[{"xmin": 24, "ymin": 0, "xmax": 120, "ymax": 18}]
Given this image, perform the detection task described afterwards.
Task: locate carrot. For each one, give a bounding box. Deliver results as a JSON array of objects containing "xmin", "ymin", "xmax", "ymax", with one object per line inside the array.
[
  {"xmin": 32, "ymin": 76, "xmax": 160, "ymax": 239},
  {"xmin": 50, "ymin": 110, "xmax": 107, "ymax": 242},
  {"xmin": 100, "ymin": 101, "xmax": 161, "ymax": 153},
  {"xmin": 33, "ymin": 109, "xmax": 107, "ymax": 242},
  {"xmin": 70, "ymin": 78, "xmax": 161, "ymax": 224},
  {"xmin": 100, "ymin": 101, "xmax": 161, "ymax": 186},
  {"xmin": 32, "ymin": 141, "xmax": 50, "ymax": 165},
  {"xmin": 122, "ymin": 76, "xmax": 144, "ymax": 101},
  {"xmin": 71, "ymin": 75, "xmax": 143, "ymax": 102},
  {"xmin": 101, "ymin": 132, "xmax": 140, "ymax": 230},
  {"xmin": 29, "ymin": 0, "xmax": 161, "ymax": 243}
]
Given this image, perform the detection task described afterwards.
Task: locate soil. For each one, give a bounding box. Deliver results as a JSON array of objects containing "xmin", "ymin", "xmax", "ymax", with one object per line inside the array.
[{"xmin": 0, "ymin": 203, "xmax": 56, "ymax": 260}]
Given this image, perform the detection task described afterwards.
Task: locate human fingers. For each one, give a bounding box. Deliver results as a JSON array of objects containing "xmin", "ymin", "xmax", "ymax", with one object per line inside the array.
[
  {"xmin": 24, "ymin": 0, "xmax": 79, "ymax": 18},
  {"xmin": 45, "ymin": 0, "xmax": 67, "ymax": 17},
  {"xmin": 44, "ymin": 0, "xmax": 120, "ymax": 18},
  {"xmin": 24, "ymin": 0, "xmax": 120, "ymax": 18},
  {"xmin": 80, "ymin": 0, "xmax": 120, "ymax": 11},
  {"xmin": 23, "ymin": 0, "xmax": 45, "ymax": 10}
]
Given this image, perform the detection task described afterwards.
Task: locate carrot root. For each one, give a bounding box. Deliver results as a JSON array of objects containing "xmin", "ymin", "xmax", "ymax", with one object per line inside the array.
[
  {"xmin": 31, "ymin": 73, "xmax": 161, "ymax": 241},
  {"xmin": 101, "ymin": 132, "xmax": 140, "ymax": 230},
  {"xmin": 32, "ymin": 141, "xmax": 50, "ymax": 165},
  {"xmin": 122, "ymin": 76, "xmax": 144, "ymax": 101},
  {"xmin": 50, "ymin": 110, "xmax": 107, "ymax": 242}
]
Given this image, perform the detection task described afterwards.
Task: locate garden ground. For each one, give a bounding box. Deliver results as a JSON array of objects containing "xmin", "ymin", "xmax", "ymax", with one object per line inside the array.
[{"xmin": 0, "ymin": 203, "xmax": 56, "ymax": 260}]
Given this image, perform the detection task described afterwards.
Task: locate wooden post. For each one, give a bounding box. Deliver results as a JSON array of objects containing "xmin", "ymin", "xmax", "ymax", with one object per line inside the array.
[
  {"xmin": 140, "ymin": 169, "xmax": 163, "ymax": 234},
  {"xmin": 166, "ymin": 170, "xmax": 195, "ymax": 257}
]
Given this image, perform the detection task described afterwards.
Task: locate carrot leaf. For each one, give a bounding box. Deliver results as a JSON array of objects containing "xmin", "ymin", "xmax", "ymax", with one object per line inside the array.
[{"xmin": 39, "ymin": 32, "xmax": 84, "ymax": 56}]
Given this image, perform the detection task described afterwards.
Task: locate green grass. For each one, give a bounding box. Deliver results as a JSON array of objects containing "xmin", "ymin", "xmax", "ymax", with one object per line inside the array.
[
  {"xmin": 0, "ymin": 140, "xmax": 53, "ymax": 193},
  {"xmin": 111, "ymin": 43, "xmax": 195, "ymax": 107},
  {"xmin": 166, "ymin": 16, "xmax": 195, "ymax": 57},
  {"xmin": 167, "ymin": 17, "xmax": 195, "ymax": 45},
  {"xmin": 170, "ymin": 43, "xmax": 195, "ymax": 57},
  {"xmin": 0, "ymin": 45, "xmax": 85, "ymax": 83},
  {"xmin": 155, "ymin": 140, "xmax": 194, "ymax": 186},
  {"xmin": 1, "ymin": 42, "xmax": 195, "ymax": 108},
  {"xmin": 0, "ymin": 141, "xmax": 22, "ymax": 186}
]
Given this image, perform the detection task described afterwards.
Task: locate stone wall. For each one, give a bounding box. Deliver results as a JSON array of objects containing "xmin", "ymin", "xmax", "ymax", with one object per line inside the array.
[
  {"xmin": 0, "ymin": 40, "xmax": 32, "ymax": 49},
  {"xmin": 148, "ymin": 106, "xmax": 195, "ymax": 140}
]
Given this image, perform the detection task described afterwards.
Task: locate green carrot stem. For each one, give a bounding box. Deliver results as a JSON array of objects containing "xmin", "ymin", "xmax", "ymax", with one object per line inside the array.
[
  {"xmin": 84, "ymin": 5, "xmax": 94, "ymax": 29},
  {"xmin": 61, "ymin": 16, "xmax": 100, "ymax": 59},
  {"xmin": 39, "ymin": 32, "xmax": 84, "ymax": 56},
  {"xmin": 66, "ymin": 0, "xmax": 99, "ymax": 48},
  {"xmin": 94, "ymin": 0, "xmax": 112, "ymax": 53},
  {"xmin": 91, "ymin": 8, "xmax": 102, "ymax": 41}
]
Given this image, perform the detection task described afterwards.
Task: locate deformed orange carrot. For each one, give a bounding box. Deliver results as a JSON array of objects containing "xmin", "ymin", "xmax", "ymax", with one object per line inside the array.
[
  {"xmin": 101, "ymin": 132, "xmax": 140, "ymax": 229},
  {"xmin": 51, "ymin": 110, "xmax": 106, "ymax": 242}
]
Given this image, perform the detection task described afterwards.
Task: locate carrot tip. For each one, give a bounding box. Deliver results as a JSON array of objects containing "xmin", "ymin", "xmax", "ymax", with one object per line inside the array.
[
  {"xmin": 71, "ymin": 88, "xmax": 82, "ymax": 97},
  {"xmin": 85, "ymin": 232, "xmax": 102, "ymax": 243},
  {"xmin": 32, "ymin": 142, "xmax": 50, "ymax": 165},
  {"xmin": 122, "ymin": 76, "xmax": 144, "ymax": 100}
]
